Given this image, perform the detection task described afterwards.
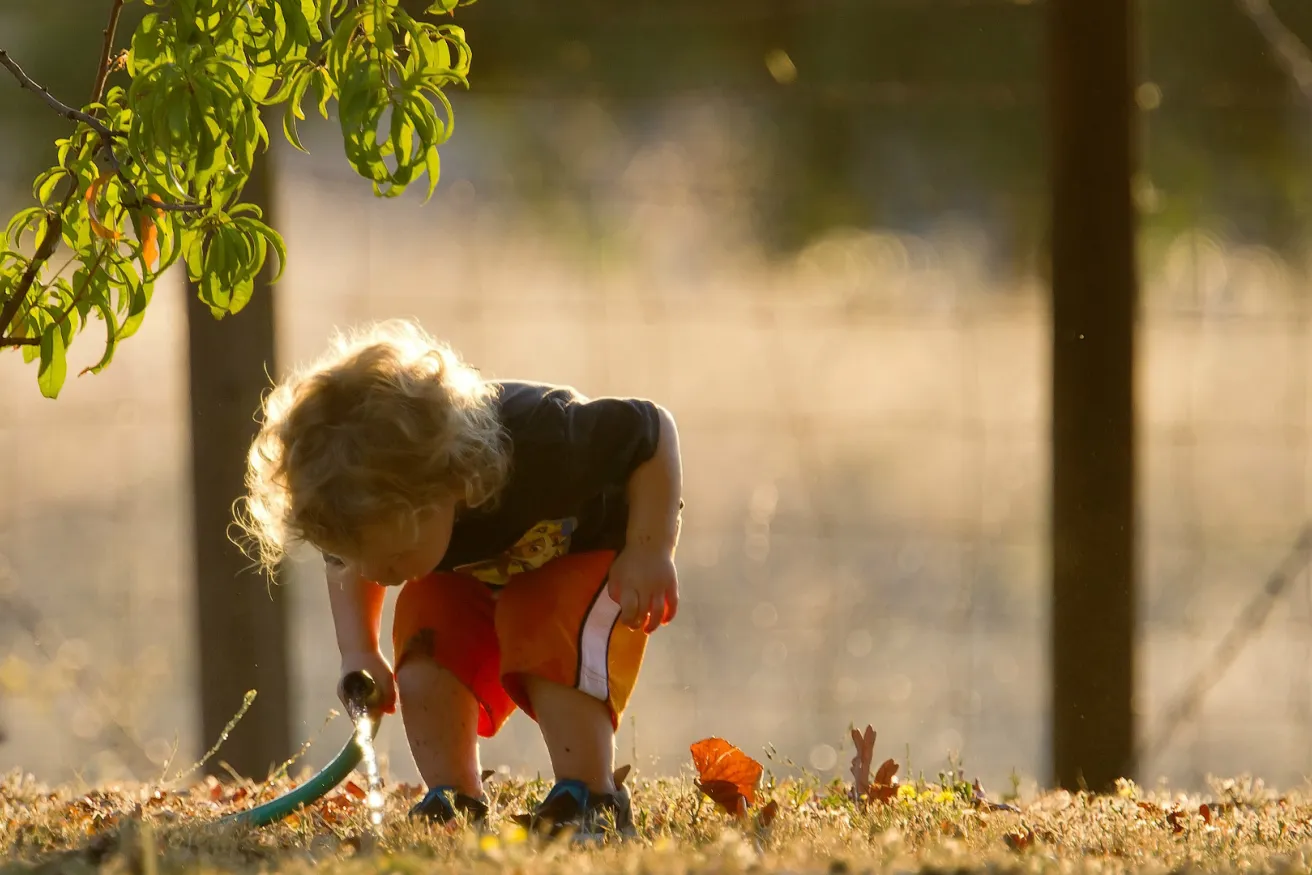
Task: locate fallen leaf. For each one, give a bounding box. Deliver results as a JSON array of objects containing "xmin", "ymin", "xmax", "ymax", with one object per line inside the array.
[
  {"xmin": 848, "ymin": 725, "xmax": 898, "ymax": 805},
  {"xmin": 1166, "ymin": 809, "xmax": 1186, "ymax": 834},
  {"xmin": 1004, "ymin": 826, "xmax": 1034, "ymax": 851},
  {"xmin": 871, "ymin": 758, "xmax": 899, "ymax": 802},
  {"xmin": 343, "ymin": 782, "xmax": 366, "ymax": 801},
  {"xmin": 756, "ymin": 799, "xmax": 780, "ymax": 830},
  {"xmin": 849, "ymin": 726, "xmax": 876, "ymax": 800},
  {"xmin": 690, "ymin": 737, "xmax": 763, "ymax": 817},
  {"xmin": 1200, "ymin": 803, "xmax": 1212, "ymax": 824}
]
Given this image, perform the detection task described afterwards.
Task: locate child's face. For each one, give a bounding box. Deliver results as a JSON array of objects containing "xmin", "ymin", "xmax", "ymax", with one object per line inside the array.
[{"xmin": 329, "ymin": 500, "xmax": 457, "ymax": 586}]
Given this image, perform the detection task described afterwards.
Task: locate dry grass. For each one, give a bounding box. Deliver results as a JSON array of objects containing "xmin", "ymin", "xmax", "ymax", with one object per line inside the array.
[{"xmin": 3, "ymin": 766, "xmax": 1311, "ymax": 875}]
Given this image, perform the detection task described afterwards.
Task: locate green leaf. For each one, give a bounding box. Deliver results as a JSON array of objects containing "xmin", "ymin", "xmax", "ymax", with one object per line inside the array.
[
  {"xmin": 312, "ymin": 66, "xmax": 336, "ymax": 118},
  {"xmin": 234, "ymin": 216, "xmax": 286, "ymax": 284},
  {"xmin": 282, "ymin": 68, "xmax": 314, "ymax": 152},
  {"xmin": 33, "ymin": 168, "xmax": 69, "ymax": 206},
  {"xmin": 37, "ymin": 323, "xmax": 68, "ymax": 399},
  {"xmin": 82, "ymin": 296, "xmax": 120, "ymax": 376},
  {"xmin": 6, "ymin": 207, "xmax": 48, "ymax": 252},
  {"xmin": 118, "ymin": 277, "xmax": 153, "ymax": 340},
  {"xmin": 182, "ymin": 227, "xmax": 207, "ymax": 280},
  {"xmin": 423, "ymin": 144, "xmax": 441, "ymax": 202}
]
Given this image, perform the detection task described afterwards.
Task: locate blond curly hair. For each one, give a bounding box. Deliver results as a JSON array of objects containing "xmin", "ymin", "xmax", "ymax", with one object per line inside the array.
[{"xmin": 236, "ymin": 318, "xmax": 510, "ymax": 573}]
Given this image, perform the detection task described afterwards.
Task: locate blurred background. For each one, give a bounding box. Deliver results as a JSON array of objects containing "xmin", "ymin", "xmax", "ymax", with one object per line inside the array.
[{"xmin": 3, "ymin": 0, "xmax": 1312, "ymax": 797}]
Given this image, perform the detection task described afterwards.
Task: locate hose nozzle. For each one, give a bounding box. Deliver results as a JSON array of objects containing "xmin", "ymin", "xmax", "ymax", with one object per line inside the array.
[{"xmin": 340, "ymin": 669, "xmax": 381, "ymax": 721}]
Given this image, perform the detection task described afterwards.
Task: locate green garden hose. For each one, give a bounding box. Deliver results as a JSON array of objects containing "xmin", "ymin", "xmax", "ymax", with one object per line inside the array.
[{"xmin": 218, "ymin": 670, "xmax": 383, "ymax": 828}]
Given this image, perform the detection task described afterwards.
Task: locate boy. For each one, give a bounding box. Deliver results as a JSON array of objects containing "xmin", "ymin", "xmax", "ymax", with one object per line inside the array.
[{"xmin": 238, "ymin": 318, "xmax": 682, "ymax": 838}]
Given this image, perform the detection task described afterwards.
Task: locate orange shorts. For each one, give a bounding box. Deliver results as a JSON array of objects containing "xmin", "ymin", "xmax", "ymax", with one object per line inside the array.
[{"xmin": 391, "ymin": 550, "xmax": 648, "ymax": 738}]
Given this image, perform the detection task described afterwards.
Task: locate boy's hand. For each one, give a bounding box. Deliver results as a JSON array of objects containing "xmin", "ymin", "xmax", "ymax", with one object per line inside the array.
[
  {"xmin": 608, "ymin": 545, "xmax": 679, "ymax": 633},
  {"xmin": 338, "ymin": 649, "xmax": 397, "ymax": 715}
]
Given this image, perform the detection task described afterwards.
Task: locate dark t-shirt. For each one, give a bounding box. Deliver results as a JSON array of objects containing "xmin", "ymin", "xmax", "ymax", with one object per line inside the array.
[
  {"xmin": 436, "ymin": 380, "xmax": 664, "ymax": 585},
  {"xmin": 324, "ymin": 380, "xmax": 664, "ymax": 586}
]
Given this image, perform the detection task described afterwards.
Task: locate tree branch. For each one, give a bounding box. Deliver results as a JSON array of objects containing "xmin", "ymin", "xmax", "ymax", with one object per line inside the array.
[
  {"xmin": 0, "ymin": 50, "xmax": 121, "ymax": 146},
  {"xmin": 90, "ymin": 0, "xmax": 127, "ymax": 108},
  {"xmin": 0, "ymin": 0, "xmax": 133, "ymax": 354},
  {"xmin": 50, "ymin": 245, "xmax": 111, "ymax": 335},
  {"xmin": 0, "ymin": 213, "xmax": 62, "ymax": 346}
]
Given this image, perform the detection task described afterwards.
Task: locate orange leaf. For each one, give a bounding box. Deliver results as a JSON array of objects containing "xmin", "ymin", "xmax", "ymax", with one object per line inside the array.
[
  {"xmin": 84, "ymin": 171, "xmax": 123, "ymax": 242},
  {"xmin": 136, "ymin": 194, "xmax": 161, "ymax": 272},
  {"xmin": 343, "ymin": 781, "xmax": 366, "ymax": 800},
  {"xmin": 690, "ymin": 737, "xmax": 763, "ymax": 816},
  {"xmin": 1199, "ymin": 803, "xmax": 1212, "ymax": 824}
]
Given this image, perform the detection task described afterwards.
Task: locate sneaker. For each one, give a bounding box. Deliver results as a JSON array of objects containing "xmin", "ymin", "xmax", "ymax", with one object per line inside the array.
[
  {"xmin": 514, "ymin": 779, "xmax": 636, "ymax": 842},
  {"xmin": 408, "ymin": 786, "xmax": 489, "ymax": 827}
]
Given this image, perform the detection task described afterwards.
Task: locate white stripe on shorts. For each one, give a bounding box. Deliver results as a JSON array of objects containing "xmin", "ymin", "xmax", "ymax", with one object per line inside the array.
[{"xmin": 577, "ymin": 585, "xmax": 622, "ymax": 701}]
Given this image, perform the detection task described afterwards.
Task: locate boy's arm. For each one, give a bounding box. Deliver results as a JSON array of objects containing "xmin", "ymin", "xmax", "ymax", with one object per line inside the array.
[
  {"xmin": 610, "ymin": 403, "xmax": 682, "ymax": 630},
  {"xmin": 325, "ymin": 564, "xmax": 397, "ymax": 711},
  {"xmin": 326, "ymin": 563, "xmax": 387, "ymax": 654},
  {"xmin": 625, "ymin": 403, "xmax": 683, "ymax": 554}
]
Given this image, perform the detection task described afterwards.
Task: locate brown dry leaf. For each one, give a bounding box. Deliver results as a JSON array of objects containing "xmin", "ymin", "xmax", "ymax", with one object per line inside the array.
[
  {"xmin": 848, "ymin": 725, "xmax": 899, "ymax": 805},
  {"xmin": 1004, "ymin": 826, "xmax": 1035, "ymax": 851},
  {"xmin": 755, "ymin": 799, "xmax": 780, "ymax": 831},
  {"xmin": 870, "ymin": 758, "xmax": 899, "ymax": 803},
  {"xmin": 690, "ymin": 737, "xmax": 763, "ymax": 817},
  {"xmin": 1166, "ymin": 809, "xmax": 1186, "ymax": 834},
  {"xmin": 1200, "ymin": 803, "xmax": 1213, "ymax": 824},
  {"xmin": 343, "ymin": 782, "xmax": 366, "ymax": 801},
  {"xmin": 849, "ymin": 725, "xmax": 876, "ymax": 800}
]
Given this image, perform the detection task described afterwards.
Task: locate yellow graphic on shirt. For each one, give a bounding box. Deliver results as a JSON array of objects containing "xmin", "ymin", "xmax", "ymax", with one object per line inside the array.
[{"xmin": 454, "ymin": 518, "xmax": 577, "ymax": 586}]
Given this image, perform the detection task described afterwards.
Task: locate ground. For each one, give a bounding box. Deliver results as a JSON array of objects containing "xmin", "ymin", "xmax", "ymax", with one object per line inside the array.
[{"xmin": 2, "ymin": 768, "xmax": 1310, "ymax": 875}]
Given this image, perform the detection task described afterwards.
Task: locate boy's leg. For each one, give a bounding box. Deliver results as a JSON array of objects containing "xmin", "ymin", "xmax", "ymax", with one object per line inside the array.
[
  {"xmin": 521, "ymin": 675, "xmax": 616, "ymax": 794},
  {"xmin": 395, "ymin": 659, "xmax": 483, "ymax": 796},
  {"xmin": 392, "ymin": 573, "xmax": 517, "ymax": 821},
  {"xmin": 496, "ymin": 551, "xmax": 649, "ymax": 835}
]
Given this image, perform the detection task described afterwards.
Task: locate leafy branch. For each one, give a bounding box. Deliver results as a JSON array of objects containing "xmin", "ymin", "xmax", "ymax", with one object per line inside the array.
[{"xmin": 1, "ymin": 0, "xmax": 477, "ymax": 398}]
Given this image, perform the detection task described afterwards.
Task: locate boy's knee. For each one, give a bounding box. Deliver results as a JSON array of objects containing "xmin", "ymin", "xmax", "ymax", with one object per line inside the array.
[{"xmin": 395, "ymin": 628, "xmax": 438, "ymax": 685}]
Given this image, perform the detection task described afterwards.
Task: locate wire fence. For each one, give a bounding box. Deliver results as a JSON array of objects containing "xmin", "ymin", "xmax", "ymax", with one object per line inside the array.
[{"xmin": 4, "ymin": 2, "xmax": 1312, "ymax": 798}]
